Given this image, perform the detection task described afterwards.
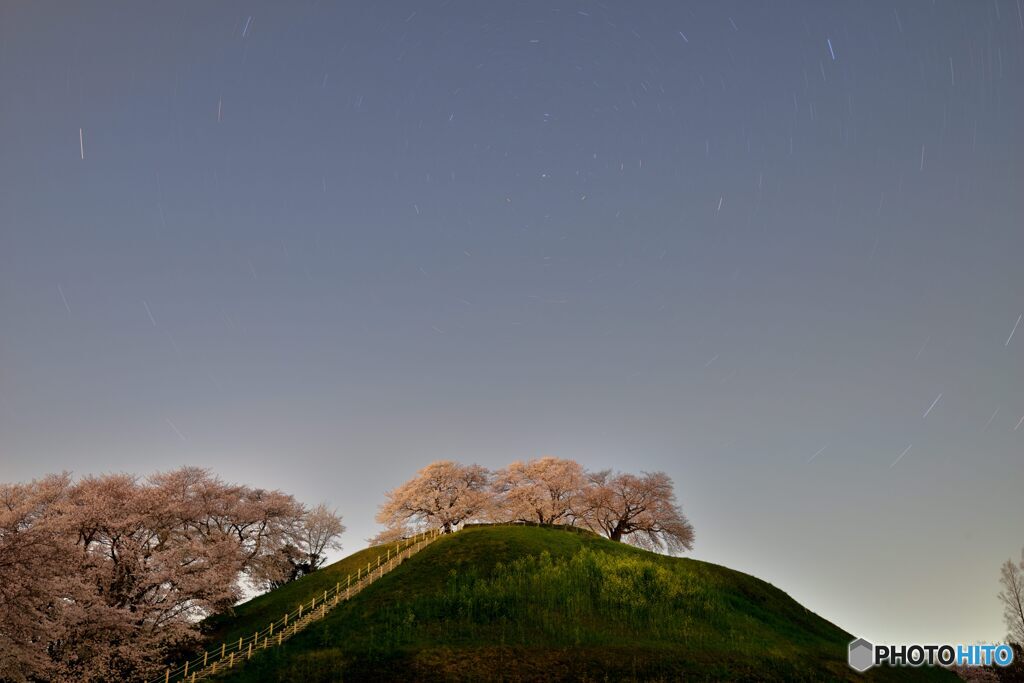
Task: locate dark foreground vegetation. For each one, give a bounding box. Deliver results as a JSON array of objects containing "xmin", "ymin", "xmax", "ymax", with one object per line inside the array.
[{"xmin": 208, "ymin": 525, "xmax": 955, "ymax": 682}]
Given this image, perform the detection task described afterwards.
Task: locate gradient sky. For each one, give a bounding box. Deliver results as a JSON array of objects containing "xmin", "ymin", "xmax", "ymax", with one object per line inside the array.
[{"xmin": 1, "ymin": 1, "xmax": 1022, "ymax": 646}]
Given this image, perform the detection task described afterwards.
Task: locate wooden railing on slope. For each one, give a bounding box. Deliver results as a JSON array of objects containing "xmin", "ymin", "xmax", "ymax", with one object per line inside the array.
[{"xmin": 154, "ymin": 527, "xmax": 442, "ymax": 683}]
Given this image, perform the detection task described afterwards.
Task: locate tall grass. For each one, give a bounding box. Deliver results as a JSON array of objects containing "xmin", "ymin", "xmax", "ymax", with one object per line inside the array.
[{"xmin": 370, "ymin": 547, "xmax": 727, "ymax": 649}]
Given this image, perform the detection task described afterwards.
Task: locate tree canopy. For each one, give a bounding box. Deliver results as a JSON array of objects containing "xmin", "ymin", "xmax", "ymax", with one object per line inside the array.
[
  {"xmin": 376, "ymin": 457, "xmax": 694, "ymax": 554},
  {"xmin": 0, "ymin": 468, "xmax": 342, "ymax": 682}
]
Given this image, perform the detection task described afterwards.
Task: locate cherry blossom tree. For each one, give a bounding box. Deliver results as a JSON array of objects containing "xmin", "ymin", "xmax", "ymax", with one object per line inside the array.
[
  {"xmin": 268, "ymin": 503, "xmax": 346, "ymax": 588},
  {"xmin": 0, "ymin": 467, "xmax": 341, "ymax": 682},
  {"xmin": 580, "ymin": 470, "xmax": 695, "ymax": 553},
  {"xmin": 376, "ymin": 460, "xmax": 492, "ymax": 533},
  {"xmin": 492, "ymin": 456, "xmax": 587, "ymax": 525},
  {"xmin": 0, "ymin": 474, "xmax": 76, "ymax": 681},
  {"xmin": 148, "ymin": 468, "xmax": 310, "ymax": 589},
  {"xmin": 373, "ymin": 460, "xmax": 695, "ymax": 555},
  {"xmin": 295, "ymin": 503, "xmax": 346, "ymax": 572}
]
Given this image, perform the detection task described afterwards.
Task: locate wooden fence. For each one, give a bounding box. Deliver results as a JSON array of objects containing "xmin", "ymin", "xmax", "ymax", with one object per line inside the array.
[{"xmin": 153, "ymin": 527, "xmax": 441, "ymax": 683}]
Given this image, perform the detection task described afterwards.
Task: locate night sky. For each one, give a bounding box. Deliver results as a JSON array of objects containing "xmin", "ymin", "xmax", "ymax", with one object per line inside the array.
[{"xmin": 2, "ymin": 1, "xmax": 1022, "ymax": 645}]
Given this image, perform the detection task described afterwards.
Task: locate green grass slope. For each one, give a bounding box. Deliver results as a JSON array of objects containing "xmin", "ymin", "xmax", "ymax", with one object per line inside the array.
[
  {"xmin": 203, "ymin": 542, "xmax": 392, "ymax": 648},
  {"xmin": 207, "ymin": 526, "xmax": 956, "ymax": 682}
]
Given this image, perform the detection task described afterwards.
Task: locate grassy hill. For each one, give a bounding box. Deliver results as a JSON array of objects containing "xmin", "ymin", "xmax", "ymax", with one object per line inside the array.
[{"xmin": 204, "ymin": 525, "xmax": 956, "ymax": 682}]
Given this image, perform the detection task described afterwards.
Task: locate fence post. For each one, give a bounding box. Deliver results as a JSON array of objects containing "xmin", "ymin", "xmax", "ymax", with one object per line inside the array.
[
  {"xmin": 298, "ymin": 603, "xmax": 303, "ymax": 619},
  {"xmin": 284, "ymin": 612, "xmax": 288, "ymax": 627},
  {"xmin": 247, "ymin": 642, "xmax": 252, "ymax": 659},
  {"xmin": 229, "ymin": 653, "xmax": 234, "ymax": 668},
  {"xmin": 323, "ymin": 589, "xmax": 328, "ymax": 603},
  {"xmin": 183, "ymin": 661, "xmax": 188, "ymax": 677},
  {"xmin": 221, "ymin": 643, "xmax": 226, "ymax": 658},
  {"xmin": 203, "ymin": 651, "xmax": 208, "ymax": 667},
  {"xmin": 238, "ymin": 637, "xmax": 243, "ymax": 652},
  {"xmin": 165, "ymin": 669, "xmax": 170, "ymax": 683},
  {"xmin": 269, "ymin": 621, "xmax": 273, "ymax": 637}
]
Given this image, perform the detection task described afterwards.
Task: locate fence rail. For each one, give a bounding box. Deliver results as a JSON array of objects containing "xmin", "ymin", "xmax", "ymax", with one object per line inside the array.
[{"xmin": 153, "ymin": 527, "xmax": 441, "ymax": 683}]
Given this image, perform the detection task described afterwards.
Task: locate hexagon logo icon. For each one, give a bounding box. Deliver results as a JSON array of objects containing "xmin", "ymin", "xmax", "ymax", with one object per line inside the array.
[{"xmin": 848, "ymin": 638, "xmax": 874, "ymax": 672}]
